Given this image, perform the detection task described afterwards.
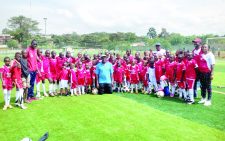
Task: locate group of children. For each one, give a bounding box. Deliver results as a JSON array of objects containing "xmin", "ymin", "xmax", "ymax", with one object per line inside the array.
[{"xmin": 0, "ymin": 48, "xmax": 205, "ymax": 110}]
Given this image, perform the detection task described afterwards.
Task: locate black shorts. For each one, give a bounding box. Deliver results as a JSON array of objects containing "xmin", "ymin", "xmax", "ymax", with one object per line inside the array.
[{"xmin": 98, "ymin": 83, "xmax": 112, "ymax": 94}]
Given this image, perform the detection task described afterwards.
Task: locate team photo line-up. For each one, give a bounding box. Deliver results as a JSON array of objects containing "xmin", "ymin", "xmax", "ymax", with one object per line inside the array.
[{"xmin": 0, "ymin": 37, "xmax": 215, "ymax": 110}]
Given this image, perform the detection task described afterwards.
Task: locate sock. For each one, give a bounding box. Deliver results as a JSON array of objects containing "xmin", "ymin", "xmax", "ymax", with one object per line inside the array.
[
  {"xmin": 19, "ymin": 89, "xmax": 24, "ymax": 104},
  {"xmin": 74, "ymin": 88, "xmax": 77, "ymax": 95},
  {"xmin": 7, "ymin": 90, "xmax": 11, "ymax": 106},
  {"xmin": 135, "ymin": 84, "xmax": 138, "ymax": 92},
  {"xmin": 130, "ymin": 84, "xmax": 134, "ymax": 92},
  {"xmin": 53, "ymin": 84, "xmax": 56, "ymax": 93},
  {"xmin": 15, "ymin": 90, "xmax": 20, "ymax": 103},
  {"xmin": 78, "ymin": 86, "xmax": 81, "ymax": 94},
  {"xmin": 81, "ymin": 86, "xmax": 85, "ymax": 94},
  {"xmin": 171, "ymin": 85, "xmax": 176, "ymax": 95},
  {"xmin": 182, "ymin": 89, "xmax": 187, "ymax": 99},
  {"xmin": 188, "ymin": 89, "xmax": 194, "ymax": 102},
  {"xmin": 70, "ymin": 89, "xmax": 74, "ymax": 95},
  {"xmin": 37, "ymin": 82, "xmax": 41, "ymax": 95},
  {"xmin": 3, "ymin": 89, "xmax": 7, "ymax": 106},
  {"xmin": 49, "ymin": 83, "xmax": 53, "ymax": 94},
  {"xmin": 179, "ymin": 88, "xmax": 182, "ymax": 98},
  {"xmin": 42, "ymin": 83, "xmax": 46, "ymax": 94}
]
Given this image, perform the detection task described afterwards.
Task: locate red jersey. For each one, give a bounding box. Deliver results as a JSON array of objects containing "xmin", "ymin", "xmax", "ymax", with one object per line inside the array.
[
  {"xmin": 0, "ymin": 65, "xmax": 13, "ymax": 90},
  {"xmin": 155, "ymin": 59, "xmax": 165, "ymax": 81},
  {"xmin": 129, "ymin": 65, "xmax": 139, "ymax": 84},
  {"xmin": 42, "ymin": 56, "xmax": 51, "ymax": 73},
  {"xmin": 69, "ymin": 69, "xmax": 77, "ymax": 88},
  {"xmin": 11, "ymin": 60, "xmax": 23, "ymax": 88},
  {"xmin": 114, "ymin": 66, "xmax": 124, "ymax": 84},
  {"xmin": 59, "ymin": 68, "xmax": 69, "ymax": 80},
  {"xmin": 76, "ymin": 68, "xmax": 85, "ymax": 85},
  {"xmin": 165, "ymin": 61, "xmax": 177, "ymax": 82},
  {"xmin": 85, "ymin": 69, "xmax": 92, "ymax": 86},
  {"xmin": 176, "ymin": 61, "xmax": 186, "ymax": 81},
  {"xmin": 186, "ymin": 59, "xmax": 198, "ymax": 79},
  {"xmin": 50, "ymin": 58, "xmax": 57, "ymax": 74},
  {"xmin": 57, "ymin": 56, "xmax": 66, "ymax": 71}
]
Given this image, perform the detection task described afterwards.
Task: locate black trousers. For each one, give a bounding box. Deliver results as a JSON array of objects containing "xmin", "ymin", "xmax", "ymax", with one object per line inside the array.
[
  {"xmin": 98, "ymin": 83, "xmax": 113, "ymax": 94},
  {"xmin": 199, "ymin": 72, "xmax": 212, "ymax": 100}
]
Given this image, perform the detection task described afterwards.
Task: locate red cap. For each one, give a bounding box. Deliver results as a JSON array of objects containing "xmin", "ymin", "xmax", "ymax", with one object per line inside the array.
[{"xmin": 192, "ymin": 38, "xmax": 202, "ymax": 43}]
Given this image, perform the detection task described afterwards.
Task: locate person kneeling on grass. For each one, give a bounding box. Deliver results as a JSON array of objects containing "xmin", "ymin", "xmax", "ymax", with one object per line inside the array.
[
  {"xmin": 198, "ymin": 44, "xmax": 215, "ymax": 106},
  {"xmin": 96, "ymin": 55, "xmax": 114, "ymax": 95}
]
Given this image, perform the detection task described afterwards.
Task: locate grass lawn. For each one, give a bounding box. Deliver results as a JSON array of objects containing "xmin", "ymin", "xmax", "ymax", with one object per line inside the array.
[{"xmin": 0, "ymin": 58, "xmax": 224, "ymax": 141}]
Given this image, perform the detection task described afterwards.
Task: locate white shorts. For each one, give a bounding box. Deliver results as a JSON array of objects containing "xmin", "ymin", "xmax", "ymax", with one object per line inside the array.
[{"xmin": 59, "ymin": 80, "xmax": 68, "ymax": 89}]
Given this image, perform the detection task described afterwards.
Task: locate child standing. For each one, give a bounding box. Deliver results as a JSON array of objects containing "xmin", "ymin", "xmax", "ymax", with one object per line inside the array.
[
  {"xmin": 11, "ymin": 52, "xmax": 27, "ymax": 109},
  {"xmin": 186, "ymin": 52, "xmax": 198, "ymax": 104},
  {"xmin": 175, "ymin": 54, "xmax": 187, "ymax": 100},
  {"xmin": 76, "ymin": 62, "xmax": 86, "ymax": 94},
  {"xmin": 59, "ymin": 62, "xmax": 69, "ymax": 96},
  {"xmin": 129, "ymin": 60, "xmax": 139, "ymax": 93},
  {"xmin": 147, "ymin": 57, "xmax": 158, "ymax": 94},
  {"xmin": 20, "ymin": 50, "xmax": 30, "ymax": 103},
  {"xmin": 140, "ymin": 61, "xmax": 148, "ymax": 93},
  {"xmin": 85, "ymin": 64, "xmax": 92, "ymax": 93},
  {"xmin": 69, "ymin": 63, "xmax": 78, "ymax": 96},
  {"xmin": 50, "ymin": 51, "xmax": 58, "ymax": 95},
  {"xmin": 114, "ymin": 61, "xmax": 125, "ymax": 92},
  {"xmin": 165, "ymin": 55, "xmax": 177, "ymax": 97},
  {"xmin": 0, "ymin": 57, "xmax": 13, "ymax": 110}
]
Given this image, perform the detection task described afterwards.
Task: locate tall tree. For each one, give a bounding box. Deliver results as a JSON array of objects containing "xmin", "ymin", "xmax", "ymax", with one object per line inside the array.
[
  {"xmin": 2, "ymin": 15, "xmax": 40, "ymax": 43},
  {"xmin": 147, "ymin": 27, "xmax": 157, "ymax": 39},
  {"xmin": 158, "ymin": 28, "xmax": 169, "ymax": 38}
]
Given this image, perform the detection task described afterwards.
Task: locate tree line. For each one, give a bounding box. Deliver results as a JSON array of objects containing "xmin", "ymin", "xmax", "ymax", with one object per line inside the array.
[{"xmin": 2, "ymin": 15, "xmax": 224, "ymax": 51}]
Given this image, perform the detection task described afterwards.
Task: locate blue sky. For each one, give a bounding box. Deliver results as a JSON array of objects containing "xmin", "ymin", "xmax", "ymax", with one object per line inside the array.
[{"xmin": 0, "ymin": 0, "xmax": 225, "ymax": 36}]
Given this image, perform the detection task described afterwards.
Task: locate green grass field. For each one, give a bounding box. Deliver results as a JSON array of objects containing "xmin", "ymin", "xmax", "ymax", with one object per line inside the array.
[{"xmin": 0, "ymin": 59, "xmax": 224, "ymax": 141}]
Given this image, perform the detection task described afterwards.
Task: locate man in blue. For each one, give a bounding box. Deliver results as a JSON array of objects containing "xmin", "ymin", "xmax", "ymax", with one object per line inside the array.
[{"xmin": 96, "ymin": 55, "xmax": 114, "ymax": 94}]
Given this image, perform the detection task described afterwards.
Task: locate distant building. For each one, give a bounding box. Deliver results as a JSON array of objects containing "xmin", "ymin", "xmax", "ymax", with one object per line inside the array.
[
  {"xmin": 0, "ymin": 34, "xmax": 13, "ymax": 45},
  {"xmin": 131, "ymin": 42, "xmax": 146, "ymax": 47}
]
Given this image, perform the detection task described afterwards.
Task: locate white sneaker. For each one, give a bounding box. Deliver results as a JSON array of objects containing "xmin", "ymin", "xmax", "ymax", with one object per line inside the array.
[
  {"xmin": 44, "ymin": 93, "xmax": 49, "ymax": 97},
  {"xmin": 21, "ymin": 104, "xmax": 27, "ymax": 109},
  {"xmin": 15, "ymin": 102, "xmax": 21, "ymax": 107},
  {"xmin": 7, "ymin": 105, "xmax": 13, "ymax": 109},
  {"xmin": 3, "ymin": 105, "xmax": 8, "ymax": 110},
  {"xmin": 198, "ymin": 98, "xmax": 206, "ymax": 104},
  {"xmin": 204, "ymin": 100, "xmax": 211, "ymax": 106},
  {"xmin": 36, "ymin": 94, "xmax": 41, "ymax": 98}
]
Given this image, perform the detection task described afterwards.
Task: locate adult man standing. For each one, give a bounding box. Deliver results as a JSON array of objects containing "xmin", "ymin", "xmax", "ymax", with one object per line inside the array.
[
  {"xmin": 155, "ymin": 43, "xmax": 166, "ymax": 56},
  {"xmin": 192, "ymin": 38, "xmax": 202, "ymax": 98},
  {"xmin": 96, "ymin": 55, "xmax": 114, "ymax": 94},
  {"xmin": 27, "ymin": 40, "xmax": 39, "ymax": 101}
]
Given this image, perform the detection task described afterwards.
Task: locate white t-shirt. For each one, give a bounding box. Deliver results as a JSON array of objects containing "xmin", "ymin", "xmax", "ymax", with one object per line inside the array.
[
  {"xmin": 156, "ymin": 49, "xmax": 166, "ymax": 56},
  {"xmin": 147, "ymin": 67, "xmax": 156, "ymax": 82},
  {"xmin": 200, "ymin": 52, "xmax": 215, "ymax": 71}
]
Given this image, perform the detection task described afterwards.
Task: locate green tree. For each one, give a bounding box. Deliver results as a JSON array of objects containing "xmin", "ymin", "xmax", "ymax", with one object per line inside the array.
[
  {"xmin": 6, "ymin": 39, "xmax": 19, "ymax": 48},
  {"xmin": 2, "ymin": 15, "xmax": 40, "ymax": 43},
  {"xmin": 147, "ymin": 27, "xmax": 157, "ymax": 39},
  {"xmin": 158, "ymin": 28, "xmax": 169, "ymax": 38}
]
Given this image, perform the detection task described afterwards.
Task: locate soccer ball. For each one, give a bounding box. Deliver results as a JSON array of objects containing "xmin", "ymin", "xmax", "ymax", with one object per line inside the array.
[
  {"xmin": 123, "ymin": 86, "xmax": 130, "ymax": 92},
  {"xmin": 157, "ymin": 90, "xmax": 164, "ymax": 98},
  {"xmin": 21, "ymin": 137, "xmax": 32, "ymax": 141},
  {"xmin": 92, "ymin": 88, "xmax": 98, "ymax": 94}
]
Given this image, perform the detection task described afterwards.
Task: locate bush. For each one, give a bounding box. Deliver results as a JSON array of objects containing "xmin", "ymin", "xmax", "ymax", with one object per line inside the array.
[{"xmin": 6, "ymin": 39, "xmax": 19, "ymax": 48}]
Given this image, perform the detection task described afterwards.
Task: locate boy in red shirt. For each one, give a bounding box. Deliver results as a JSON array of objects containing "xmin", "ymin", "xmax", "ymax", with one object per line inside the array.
[
  {"xmin": 129, "ymin": 60, "xmax": 139, "ymax": 93},
  {"xmin": 114, "ymin": 61, "xmax": 125, "ymax": 93},
  {"xmin": 165, "ymin": 55, "xmax": 177, "ymax": 97},
  {"xmin": 50, "ymin": 51, "xmax": 58, "ymax": 95},
  {"xmin": 11, "ymin": 52, "xmax": 27, "ymax": 109},
  {"xmin": 175, "ymin": 54, "xmax": 187, "ymax": 100},
  {"xmin": 0, "ymin": 57, "xmax": 13, "ymax": 110},
  {"xmin": 69, "ymin": 63, "xmax": 78, "ymax": 96},
  {"xmin": 155, "ymin": 54, "xmax": 165, "ymax": 84},
  {"xmin": 139, "ymin": 61, "xmax": 148, "ymax": 93},
  {"xmin": 59, "ymin": 62, "xmax": 69, "ymax": 96},
  {"xmin": 186, "ymin": 52, "xmax": 198, "ymax": 104},
  {"xmin": 85, "ymin": 64, "xmax": 92, "ymax": 93}
]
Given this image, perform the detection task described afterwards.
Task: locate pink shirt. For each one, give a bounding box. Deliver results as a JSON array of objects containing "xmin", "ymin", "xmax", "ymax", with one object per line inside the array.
[
  {"xmin": 42, "ymin": 56, "xmax": 51, "ymax": 73},
  {"xmin": 76, "ymin": 68, "xmax": 85, "ymax": 79},
  {"xmin": 0, "ymin": 65, "xmax": 12, "ymax": 86},
  {"xmin": 59, "ymin": 68, "xmax": 69, "ymax": 80},
  {"xmin": 50, "ymin": 58, "xmax": 57, "ymax": 74},
  {"xmin": 11, "ymin": 60, "xmax": 22, "ymax": 81},
  {"xmin": 69, "ymin": 69, "xmax": 77, "ymax": 84},
  {"xmin": 56, "ymin": 56, "xmax": 66, "ymax": 71},
  {"xmin": 27, "ymin": 46, "xmax": 38, "ymax": 71}
]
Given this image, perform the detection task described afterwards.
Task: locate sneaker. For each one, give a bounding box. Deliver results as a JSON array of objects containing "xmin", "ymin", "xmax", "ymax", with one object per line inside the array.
[
  {"xmin": 71, "ymin": 94, "xmax": 74, "ymax": 96},
  {"xmin": 3, "ymin": 105, "xmax": 8, "ymax": 110},
  {"xmin": 187, "ymin": 101, "xmax": 194, "ymax": 105},
  {"xmin": 15, "ymin": 102, "xmax": 21, "ymax": 107},
  {"xmin": 170, "ymin": 93, "xmax": 174, "ymax": 97},
  {"xmin": 7, "ymin": 105, "xmax": 13, "ymax": 109},
  {"xmin": 21, "ymin": 104, "xmax": 27, "ymax": 109},
  {"xmin": 49, "ymin": 93, "xmax": 54, "ymax": 97},
  {"xmin": 44, "ymin": 93, "xmax": 49, "ymax": 97},
  {"xmin": 36, "ymin": 94, "xmax": 41, "ymax": 98},
  {"xmin": 204, "ymin": 100, "xmax": 211, "ymax": 106},
  {"xmin": 25, "ymin": 99, "xmax": 31, "ymax": 104},
  {"xmin": 31, "ymin": 97, "xmax": 39, "ymax": 101},
  {"xmin": 198, "ymin": 98, "xmax": 206, "ymax": 104}
]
